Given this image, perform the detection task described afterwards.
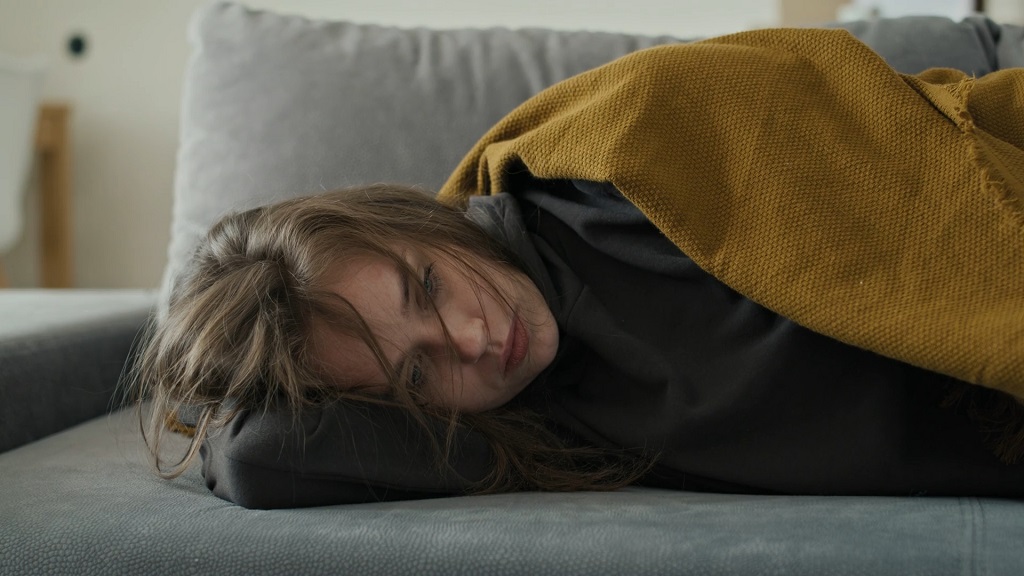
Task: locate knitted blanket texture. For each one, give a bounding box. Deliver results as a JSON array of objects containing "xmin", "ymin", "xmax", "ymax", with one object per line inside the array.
[{"xmin": 439, "ymin": 28, "xmax": 1024, "ymax": 400}]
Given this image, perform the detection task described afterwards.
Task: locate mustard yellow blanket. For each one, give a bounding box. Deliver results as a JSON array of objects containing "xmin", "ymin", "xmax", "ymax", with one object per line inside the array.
[{"xmin": 439, "ymin": 28, "xmax": 1024, "ymax": 400}]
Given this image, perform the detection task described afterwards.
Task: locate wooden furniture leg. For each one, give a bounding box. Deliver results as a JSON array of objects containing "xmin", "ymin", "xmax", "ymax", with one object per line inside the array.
[{"xmin": 34, "ymin": 104, "xmax": 73, "ymax": 288}]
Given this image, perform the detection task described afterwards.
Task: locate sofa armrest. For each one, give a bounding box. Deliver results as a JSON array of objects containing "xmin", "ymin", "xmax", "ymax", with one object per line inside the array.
[{"xmin": 0, "ymin": 289, "xmax": 157, "ymax": 454}]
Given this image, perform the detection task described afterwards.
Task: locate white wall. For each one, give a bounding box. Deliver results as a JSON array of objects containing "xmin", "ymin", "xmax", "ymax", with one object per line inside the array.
[
  {"xmin": 842, "ymin": 0, "xmax": 973, "ymax": 19},
  {"xmin": 988, "ymin": 0, "xmax": 1024, "ymax": 25},
  {"xmin": 0, "ymin": 0, "xmax": 1012, "ymax": 288},
  {"xmin": 1, "ymin": 1, "xmax": 200, "ymax": 288},
  {"xmin": 240, "ymin": 0, "xmax": 780, "ymax": 36}
]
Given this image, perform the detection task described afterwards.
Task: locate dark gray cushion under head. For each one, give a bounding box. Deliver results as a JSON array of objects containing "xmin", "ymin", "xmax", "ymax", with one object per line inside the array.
[{"xmin": 201, "ymin": 401, "xmax": 493, "ymax": 508}]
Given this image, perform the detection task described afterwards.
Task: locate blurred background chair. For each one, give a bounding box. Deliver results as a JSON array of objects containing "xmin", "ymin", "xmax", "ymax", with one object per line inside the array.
[{"xmin": 0, "ymin": 52, "xmax": 46, "ymax": 288}]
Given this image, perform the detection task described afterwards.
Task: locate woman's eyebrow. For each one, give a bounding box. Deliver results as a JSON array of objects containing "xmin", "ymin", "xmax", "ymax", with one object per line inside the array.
[
  {"xmin": 398, "ymin": 252, "xmax": 413, "ymax": 319},
  {"xmin": 400, "ymin": 265, "xmax": 410, "ymax": 318},
  {"xmin": 394, "ymin": 255, "xmax": 414, "ymax": 381}
]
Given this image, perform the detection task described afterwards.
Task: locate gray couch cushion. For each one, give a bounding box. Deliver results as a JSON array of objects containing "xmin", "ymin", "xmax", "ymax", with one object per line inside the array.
[
  {"xmin": 0, "ymin": 290, "xmax": 156, "ymax": 452},
  {"xmin": 829, "ymin": 15, "xmax": 1009, "ymax": 74},
  {"xmin": 160, "ymin": 1, "xmax": 681, "ymax": 313},
  {"xmin": 2, "ymin": 407, "xmax": 1023, "ymax": 575}
]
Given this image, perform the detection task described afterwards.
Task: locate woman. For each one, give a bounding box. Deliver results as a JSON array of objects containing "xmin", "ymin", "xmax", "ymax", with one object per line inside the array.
[
  {"xmin": 136, "ymin": 177, "xmax": 1024, "ymax": 500},
  {"xmin": 135, "ymin": 28, "xmax": 1024, "ymax": 504},
  {"xmin": 136, "ymin": 183, "xmax": 655, "ymax": 495}
]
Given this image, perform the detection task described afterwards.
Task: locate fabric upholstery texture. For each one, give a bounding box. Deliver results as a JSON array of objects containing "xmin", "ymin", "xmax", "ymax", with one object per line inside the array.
[
  {"xmin": 0, "ymin": 290, "xmax": 155, "ymax": 453},
  {"xmin": 3, "ymin": 407, "xmax": 1024, "ymax": 575},
  {"xmin": 160, "ymin": 1, "xmax": 679, "ymax": 314}
]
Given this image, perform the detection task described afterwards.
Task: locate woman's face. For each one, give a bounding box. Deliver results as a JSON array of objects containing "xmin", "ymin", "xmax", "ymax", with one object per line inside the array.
[{"xmin": 312, "ymin": 246, "xmax": 559, "ymax": 412}]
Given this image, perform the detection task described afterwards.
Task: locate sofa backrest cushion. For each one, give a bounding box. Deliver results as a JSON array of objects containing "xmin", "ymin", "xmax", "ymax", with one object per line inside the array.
[{"xmin": 161, "ymin": 1, "xmax": 681, "ymax": 310}]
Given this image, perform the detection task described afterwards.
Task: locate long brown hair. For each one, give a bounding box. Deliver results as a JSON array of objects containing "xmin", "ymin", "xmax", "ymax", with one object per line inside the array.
[{"xmin": 130, "ymin": 184, "xmax": 649, "ymax": 493}]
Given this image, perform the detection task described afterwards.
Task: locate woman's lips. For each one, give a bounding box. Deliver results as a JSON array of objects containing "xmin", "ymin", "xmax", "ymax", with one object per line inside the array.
[{"xmin": 502, "ymin": 314, "xmax": 529, "ymax": 375}]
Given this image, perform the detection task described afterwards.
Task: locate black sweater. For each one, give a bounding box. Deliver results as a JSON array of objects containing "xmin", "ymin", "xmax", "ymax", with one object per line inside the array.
[{"xmin": 468, "ymin": 178, "xmax": 1024, "ymax": 497}]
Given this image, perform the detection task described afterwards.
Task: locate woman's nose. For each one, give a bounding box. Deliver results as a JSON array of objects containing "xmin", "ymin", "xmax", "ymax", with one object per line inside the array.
[{"xmin": 431, "ymin": 316, "xmax": 488, "ymax": 364}]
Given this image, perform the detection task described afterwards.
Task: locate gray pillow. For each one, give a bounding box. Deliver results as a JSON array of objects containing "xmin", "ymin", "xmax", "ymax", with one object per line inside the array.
[{"xmin": 161, "ymin": 1, "xmax": 681, "ymax": 313}]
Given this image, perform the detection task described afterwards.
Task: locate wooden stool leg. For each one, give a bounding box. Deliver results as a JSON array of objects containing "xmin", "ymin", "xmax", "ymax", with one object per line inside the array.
[{"xmin": 35, "ymin": 105, "xmax": 73, "ymax": 288}]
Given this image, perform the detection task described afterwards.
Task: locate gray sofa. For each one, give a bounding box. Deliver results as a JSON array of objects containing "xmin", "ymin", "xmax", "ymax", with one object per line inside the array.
[{"xmin": 3, "ymin": 3, "xmax": 1024, "ymax": 574}]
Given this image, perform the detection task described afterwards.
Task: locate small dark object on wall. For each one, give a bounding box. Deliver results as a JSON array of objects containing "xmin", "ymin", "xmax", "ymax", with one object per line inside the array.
[{"xmin": 67, "ymin": 33, "xmax": 87, "ymax": 58}]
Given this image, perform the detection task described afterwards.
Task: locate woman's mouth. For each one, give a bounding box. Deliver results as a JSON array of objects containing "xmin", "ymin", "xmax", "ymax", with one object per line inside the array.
[{"xmin": 502, "ymin": 314, "xmax": 529, "ymax": 375}]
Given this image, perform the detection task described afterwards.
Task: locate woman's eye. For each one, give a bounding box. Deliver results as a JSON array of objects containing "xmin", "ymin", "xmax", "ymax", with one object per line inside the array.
[
  {"xmin": 422, "ymin": 263, "xmax": 440, "ymax": 297},
  {"xmin": 409, "ymin": 362, "xmax": 425, "ymax": 388}
]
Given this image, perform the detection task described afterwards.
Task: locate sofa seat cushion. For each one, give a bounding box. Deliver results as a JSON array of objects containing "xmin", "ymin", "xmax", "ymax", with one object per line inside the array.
[{"xmin": 2, "ymin": 407, "xmax": 1024, "ymax": 575}]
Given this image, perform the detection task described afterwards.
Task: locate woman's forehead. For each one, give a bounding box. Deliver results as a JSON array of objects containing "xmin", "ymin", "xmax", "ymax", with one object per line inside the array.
[
  {"xmin": 327, "ymin": 253, "xmax": 412, "ymax": 334},
  {"xmin": 310, "ymin": 321, "xmax": 390, "ymax": 391},
  {"xmin": 312, "ymin": 261, "xmax": 403, "ymax": 381}
]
